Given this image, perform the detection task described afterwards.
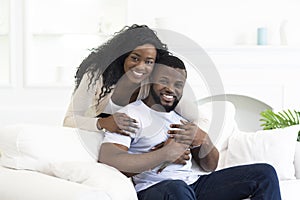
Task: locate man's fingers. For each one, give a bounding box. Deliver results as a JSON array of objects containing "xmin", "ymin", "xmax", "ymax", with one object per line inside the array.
[
  {"xmin": 174, "ymin": 153, "xmax": 190, "ymax": 165},
  {"xmin": 184, "ymin": 149, "xmax": 191, "ymax": 154},
  {"xmin": 151, "ymin": 141, "xmax": 165, "ymax": 151},
  {"xmin": 176, "ymin": 160, "xmax": 187, "ymax": 165},
  {"xmin": 184, "ymin": 154, "xmax": 190, "ymax": 160}
]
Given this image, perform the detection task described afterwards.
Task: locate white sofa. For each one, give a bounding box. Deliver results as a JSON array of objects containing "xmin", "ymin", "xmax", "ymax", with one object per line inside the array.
[{"xmin": 0, "ymin": 94, "xmax": 299, "ymax": 200}]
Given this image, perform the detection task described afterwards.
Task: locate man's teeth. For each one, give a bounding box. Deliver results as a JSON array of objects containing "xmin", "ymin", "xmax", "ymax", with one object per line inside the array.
[
  {"xmin": 133, "ymin": 71, "xmax": 143, "ymax": 76},
  {"xmin": 163, "ymin": 94, "xmax": 174, "ymax": 100}
]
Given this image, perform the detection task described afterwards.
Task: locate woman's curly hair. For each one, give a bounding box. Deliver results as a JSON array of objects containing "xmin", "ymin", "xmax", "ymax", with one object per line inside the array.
[{"xmin": 74, "ymin": 24, "xmax": 168, "ymax": 101}]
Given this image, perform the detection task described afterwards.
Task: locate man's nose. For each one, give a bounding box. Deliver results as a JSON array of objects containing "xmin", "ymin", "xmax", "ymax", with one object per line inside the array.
[{"xmin": 165, "ymin": 83, "xmax": 175, "ymax": 93}]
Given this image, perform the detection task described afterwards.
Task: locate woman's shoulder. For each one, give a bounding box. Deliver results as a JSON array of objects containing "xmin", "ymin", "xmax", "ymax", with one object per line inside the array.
[
  {"xmin": 80, "ymin": 71, "xmax": 104, "ymax": 89},
  {"xmin": 83, "ymin": 71, "xmax": 103, "ymax": 83}
]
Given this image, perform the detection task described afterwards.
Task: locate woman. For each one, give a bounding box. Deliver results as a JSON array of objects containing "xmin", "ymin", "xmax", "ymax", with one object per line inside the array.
[
  {"xmin": 64, "ymin": 24, "xmax": 198, "ymax": 135},
  {"xmin": 64, "ymin": 24, "xmax": 169, "ymax": 134}
]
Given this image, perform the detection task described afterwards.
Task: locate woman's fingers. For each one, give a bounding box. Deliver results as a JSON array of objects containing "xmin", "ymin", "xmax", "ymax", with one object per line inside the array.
[
  {"xmin": 115, "ymin": 129, "xmax": 130, "ymax": 136},
  {"xmin": 168, "ymin": 122, "xmax": 197, "ymax": 146},
  {"xmin": 113, "ymin": 112, "xmax": 138, "ymax": 133}
]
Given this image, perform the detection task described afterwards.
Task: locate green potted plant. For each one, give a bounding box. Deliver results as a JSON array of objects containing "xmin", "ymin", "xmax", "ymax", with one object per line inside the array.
[{"xmin": 260, "ymin": 109, "xmax": 300, "ymax": 141}]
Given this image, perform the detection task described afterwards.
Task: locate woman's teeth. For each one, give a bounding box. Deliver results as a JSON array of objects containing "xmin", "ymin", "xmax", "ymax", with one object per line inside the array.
[{"xmin": 133, "ymin": 71, "xmax": 143, "ymax": 76}]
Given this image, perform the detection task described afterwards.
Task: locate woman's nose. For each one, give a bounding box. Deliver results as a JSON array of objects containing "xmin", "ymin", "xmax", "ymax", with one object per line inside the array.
[{"xmin": 135, "ymin": 61, "xmax": 146, "ymax": 68}]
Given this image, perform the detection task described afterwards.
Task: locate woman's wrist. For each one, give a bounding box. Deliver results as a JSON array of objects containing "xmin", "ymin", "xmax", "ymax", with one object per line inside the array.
[{"xmin": 97, "ymin": 118, "xmax": 104, "ymax": 130}]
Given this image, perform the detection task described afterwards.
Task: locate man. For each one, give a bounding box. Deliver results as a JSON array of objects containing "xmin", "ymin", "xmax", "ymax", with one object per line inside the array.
[{"xmin": 99, "ymin": 55, "xmax": 281, "ymax": 200}]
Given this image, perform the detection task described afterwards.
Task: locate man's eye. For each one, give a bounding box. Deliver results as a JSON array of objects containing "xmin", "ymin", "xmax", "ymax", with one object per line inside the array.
[
  {"xmin": 175, "ymin": 83, "xmax": 183, "ymax": 89},
  {"xmin": 159, "ymin": 79, "xmax": 168, "ymax": 84}
]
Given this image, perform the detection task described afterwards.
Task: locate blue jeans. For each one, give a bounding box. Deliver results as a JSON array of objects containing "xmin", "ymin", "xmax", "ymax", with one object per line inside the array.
[{"xmin": 137, "ymin": 163, "xmax": 281, "ymax": 200}]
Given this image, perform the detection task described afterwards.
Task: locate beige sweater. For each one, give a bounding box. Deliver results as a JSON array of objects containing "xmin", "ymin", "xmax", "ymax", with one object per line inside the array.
[{"xmin": 63, "ymin": 73, "xmax": 199, "ymax": 132}]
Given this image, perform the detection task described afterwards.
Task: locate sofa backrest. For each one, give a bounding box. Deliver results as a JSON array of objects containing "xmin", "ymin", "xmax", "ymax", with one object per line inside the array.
[{"xmin": 197, "ymin": 94, "xmax": 272, "ymax": 132}]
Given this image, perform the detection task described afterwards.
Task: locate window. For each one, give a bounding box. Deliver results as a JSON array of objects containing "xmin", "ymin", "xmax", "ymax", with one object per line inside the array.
[{"xmin": 23, "ymin": 0, "xmax": 127, "ymax": 87}]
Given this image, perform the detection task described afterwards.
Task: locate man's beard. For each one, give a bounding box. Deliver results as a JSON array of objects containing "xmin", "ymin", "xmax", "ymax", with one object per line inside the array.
[{"xmin": 149, "ymin": 86, "xmax": 180, "ymax": 112}]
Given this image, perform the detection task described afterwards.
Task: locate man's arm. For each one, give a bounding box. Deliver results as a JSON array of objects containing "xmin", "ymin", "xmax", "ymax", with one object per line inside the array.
[
  {"xmin": 99, "ymin": 139, "xmax": 188, "ymax": 177},
  {"xmin": 191, "ymin": 129, "xmax": 219, "ymax": 172}
]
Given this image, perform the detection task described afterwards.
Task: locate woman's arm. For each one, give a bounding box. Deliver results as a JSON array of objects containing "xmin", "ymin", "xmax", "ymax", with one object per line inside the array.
[
  {"xmin": 63, "ymin": 73, "xmax": 104, "ymax": 132},
  {"xmin": 64, "ymin": 73, "xmax": 139, "ymax": 134}
]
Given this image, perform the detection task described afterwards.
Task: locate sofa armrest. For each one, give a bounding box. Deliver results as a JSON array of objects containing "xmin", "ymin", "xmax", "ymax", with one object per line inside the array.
[
  {"xmin": 50, "ymin": 162, "xmax": 138, "ymax": 200},
  {"xmin": 295, "ymin": 142, "xmax": 300, "ymax": 179},
  {"xmin": 0, "ymin": 166, "xmax": 110, "ymax": 200}
]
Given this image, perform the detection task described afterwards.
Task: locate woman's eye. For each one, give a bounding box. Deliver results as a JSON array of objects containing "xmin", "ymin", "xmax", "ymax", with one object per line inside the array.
[
  {"xmin": 145, "ymin": 60, "xmax": 154, "ymax": 65},
  {"xmin": 131, "ymin": 56, "xmax": 139, "ymax": 62}
]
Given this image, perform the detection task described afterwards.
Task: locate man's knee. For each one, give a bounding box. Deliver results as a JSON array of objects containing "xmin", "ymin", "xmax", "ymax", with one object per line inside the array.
[
  {"xmin": 252, "ymin": 163, "xmax": 280, "ymax": 186},
  {"xmin": 163, "ymin": 180, "xmax": 189, "ymax": 191},
  {"xmin": 255, "ymin": 163, "xmax": 278, "ymax": 178},
  {"xmin": 251, "ymin": 163, "xmax": 281, "ymax": 199}
]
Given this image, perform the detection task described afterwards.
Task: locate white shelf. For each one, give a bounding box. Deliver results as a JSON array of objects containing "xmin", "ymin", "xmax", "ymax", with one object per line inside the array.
[
  {"xmin": 24, "ymin": 83, "xmax": 73, "ymax": 89},
  {"xmin": 31, "ymin": 32, "xmax": 111, "ymax": 37},
  {"xmin": 203, "ymin": 45, "xmax": 300, "ymax": 54}
]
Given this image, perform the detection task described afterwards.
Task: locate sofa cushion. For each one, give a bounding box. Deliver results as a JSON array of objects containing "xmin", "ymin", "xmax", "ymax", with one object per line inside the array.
[
  {"xmin": 197, "ymin": 101, "xmax": 237, "ymax": 152},
  {"xmin": 279, "ymin": 179, "xmax": 300, "ymax": 200},
  {"xmin": 0, "ymin": 166, "xmax": 111, "ymax": 200},
  {"xmin": 225, "ymin": 125, "xmax": 300, "ymax": 180},
  {"xmin": 295, "ymin": 142, "xmax": 300, "ymax": 179},
  {"xmin": 50, "ymin": 162, "xmax": 138, "ymax": 200},
  {"xmin": 0, "ymin": 123, "xmax": 103, "ymax": 174}
]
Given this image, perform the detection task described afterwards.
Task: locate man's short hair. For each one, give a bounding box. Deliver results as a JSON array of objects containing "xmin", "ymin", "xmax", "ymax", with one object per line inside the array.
[{"xmin": 156, "ymin": 55, "xmax": 186, "ymax": 72}]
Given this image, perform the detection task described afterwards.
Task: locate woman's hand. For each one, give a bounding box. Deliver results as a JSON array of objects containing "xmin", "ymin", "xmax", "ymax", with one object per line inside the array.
[
  {"xmin": 98, "ymin": 112, "xmax": 138, "ymax": 136},
  {"xmin": 168, "ymin": 120, "xmax": 198, "ymax": 147},
  {"xmin": 168, "ymin": 120, "xmax": 219, "ymax": 171}
]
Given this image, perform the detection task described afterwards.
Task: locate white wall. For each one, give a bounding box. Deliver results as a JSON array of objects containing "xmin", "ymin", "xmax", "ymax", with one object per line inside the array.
[
  {"xmin": 128, "ymin": 0, "xmax": 300, "ymax": 46},
  {"xmin": 127, "ymin": 0, "xmax": 300, "ymax": 112}
]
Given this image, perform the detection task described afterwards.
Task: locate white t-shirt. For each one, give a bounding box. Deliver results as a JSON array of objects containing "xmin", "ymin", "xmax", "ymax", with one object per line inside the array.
[{"xmin": 103, "ymin": 100, "xmax": 200, "ymax": 192}]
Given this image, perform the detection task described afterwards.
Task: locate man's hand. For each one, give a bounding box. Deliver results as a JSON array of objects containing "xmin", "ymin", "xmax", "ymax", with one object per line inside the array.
[
  {"xmin": 155, "ymin": 138, "xmax": 190, "ymax": 173},
  {"xmin": 151, "ymin": 138, "xmax": 190, "ymax": 165}
]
